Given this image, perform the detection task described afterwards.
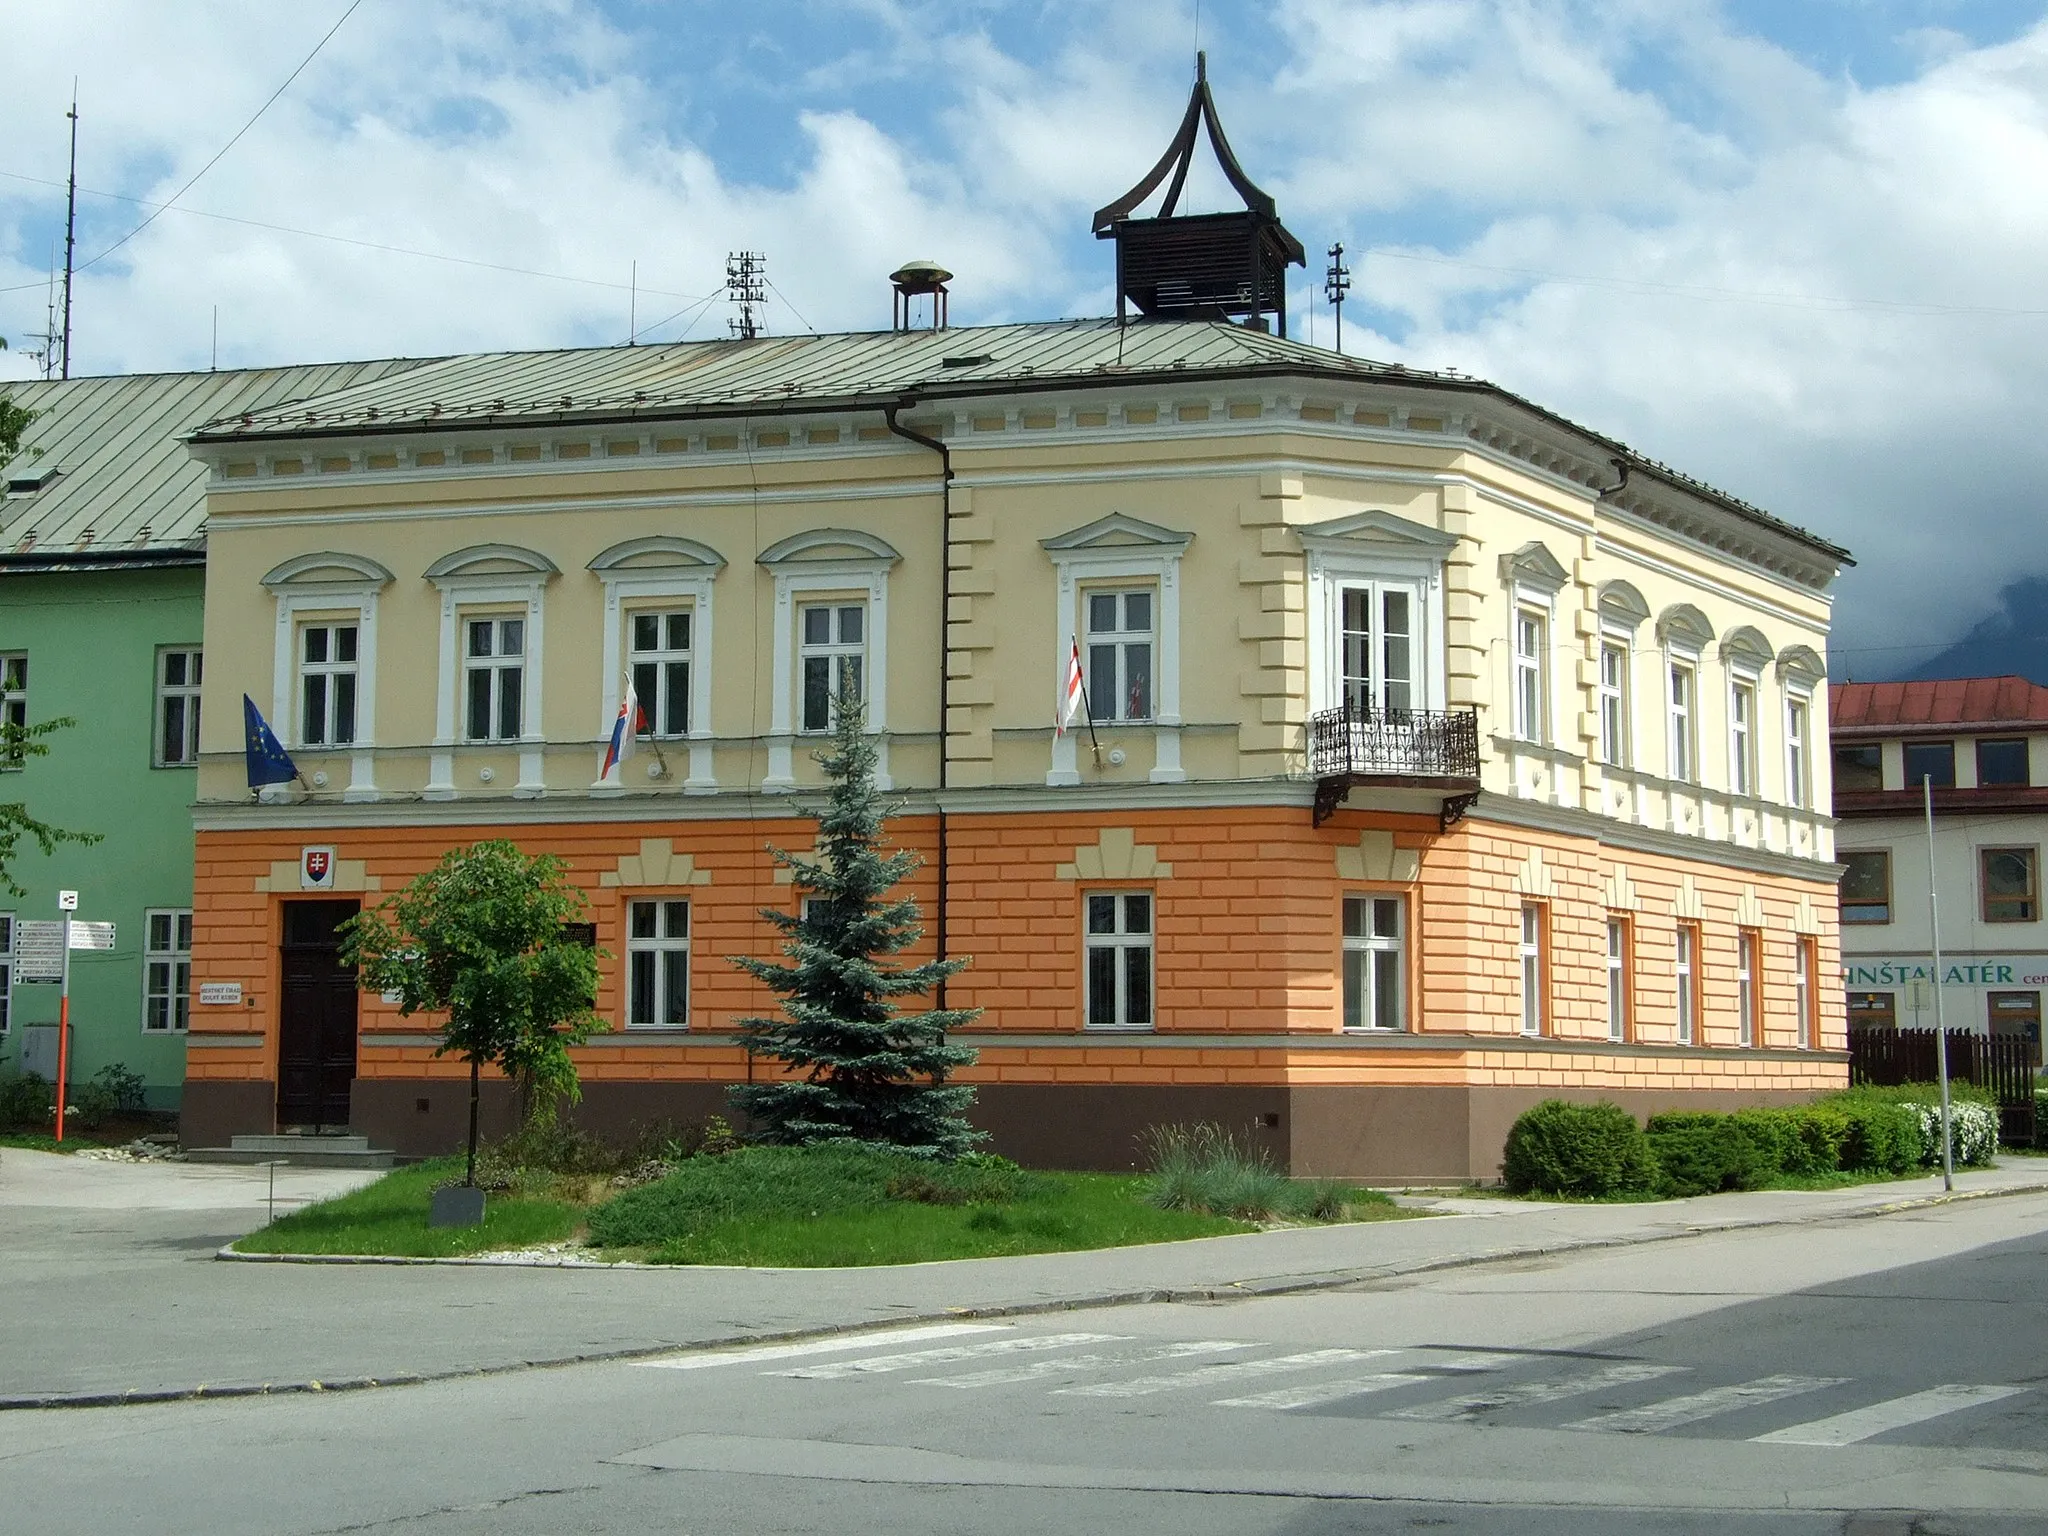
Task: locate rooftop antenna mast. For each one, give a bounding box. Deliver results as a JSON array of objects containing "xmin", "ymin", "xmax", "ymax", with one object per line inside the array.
[
  {"xmin": 1324, "ymin": 242, "xmax": 1350, "ymax": 356},
  {"xmin": 25, "ymin": 248, "xmax": 59, "ymax": 378},
  {"xmin": 60, "ymin": 88, "xmax": 78, "ymax": 379},
  {"xmin": 725, "ymin": 251, "xmax": 765, "ymax": 341}
]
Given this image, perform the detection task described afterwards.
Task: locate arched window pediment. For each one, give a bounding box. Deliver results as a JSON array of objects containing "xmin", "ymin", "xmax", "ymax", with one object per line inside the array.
[
  {"xmin": 756, "ymin": 527, "xmax": 900, "ymax": 567},
  {"xmin": 1656, "ymin": 603, "xmax": 1715, "ymax": 651},
  {"xmin": 1720, "ymin": 624, "xmax": 1775, "ymax": 671},
  {"xmin": 1777, "ymin": 644, "xmax": 1826, "ymax": 688},
  {"xmin": 1595, "ymin": 579, "xmax": 1651, "ymax": 630},
  {"xmin": 423, "ymin": 543, "xmax": 559, "ymax": 582},
  {"xmin": 261, "ymin": 551, "xmax": 394, "ymax": 589},
  {"xmin": 588, "ymin": 535, "xmax": 726, "ymax": 574}
]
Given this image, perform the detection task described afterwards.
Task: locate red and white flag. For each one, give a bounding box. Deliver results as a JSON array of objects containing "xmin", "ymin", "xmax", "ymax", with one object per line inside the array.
[
  {"xmin": 1056, "ymin": 637, "xmax": 1085, "ymax": 736},
  {"xmin": 600, "ymin": 677, "xmax": 649, "ymax": 778}
]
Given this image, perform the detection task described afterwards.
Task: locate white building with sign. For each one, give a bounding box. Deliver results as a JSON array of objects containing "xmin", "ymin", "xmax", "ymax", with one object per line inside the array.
[{"xmin": 1831, "ymin": 676, "xmax": 2048, "ymax": 1059}]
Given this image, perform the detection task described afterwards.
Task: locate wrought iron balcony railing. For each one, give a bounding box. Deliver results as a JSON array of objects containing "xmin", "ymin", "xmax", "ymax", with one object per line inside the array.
[{"xmin": 1306, "ymin": 705, "xmax": 1482, "ymax": 827}]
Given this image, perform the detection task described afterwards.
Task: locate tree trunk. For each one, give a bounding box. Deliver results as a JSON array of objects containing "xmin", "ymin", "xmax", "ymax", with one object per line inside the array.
[{"xmin": 466, "ymin": 1054, "xmax": 481, "ymax": 1187}]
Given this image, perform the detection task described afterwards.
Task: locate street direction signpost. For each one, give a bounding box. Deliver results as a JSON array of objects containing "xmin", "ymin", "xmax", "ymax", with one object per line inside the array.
[{"xmin": 34, "ymin": 892, "xmax": 113, "ymax": 1146}]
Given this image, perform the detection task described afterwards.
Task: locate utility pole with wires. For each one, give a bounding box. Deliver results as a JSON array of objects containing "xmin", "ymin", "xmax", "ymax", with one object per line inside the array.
[
  {"xmin": 60, "ymin": 90, "xmax": 79, "ymax": 378},
  {"xmin": 1324, "ymin": 242, "xmax": 1350, "ymax": 356},
  {"xmin": 725, "ymin": 251, "xmax": 765, "ymax": 341}
]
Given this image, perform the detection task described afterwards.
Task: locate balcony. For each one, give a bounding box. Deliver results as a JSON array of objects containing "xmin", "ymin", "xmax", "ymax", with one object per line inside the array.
[{"xmin": 1307, "ymin": 706, "xmax": 1482, "ymax": 828}]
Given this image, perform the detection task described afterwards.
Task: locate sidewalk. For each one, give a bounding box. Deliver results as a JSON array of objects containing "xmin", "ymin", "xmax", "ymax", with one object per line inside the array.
[{"xmin": 5, "ymin": 1146, "xmax": 2047, "ymax": 1409}]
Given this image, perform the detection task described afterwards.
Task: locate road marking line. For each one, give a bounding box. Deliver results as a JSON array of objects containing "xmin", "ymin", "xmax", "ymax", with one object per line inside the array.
[
  {"xmin": 1057, "ymin": 1349, "xmax": 1393, "ymax": 1399},
  {"xmin": 1214, "ymin": 1372, "xmax": 1433, "ymax": 1410},
  {"xmin": 776, "ymin": 1332, "xmax": 1127, "ymax": 1379},
  {"xmin": 1751, "ymin": 1384, "xmax": 2027, "ymax": 1446},
  {"xmin": 635, "ymin": 1323, "xmax": 1008, "ymax": 1371},
  {"xmin": 1567, "ymin": 1375, "xmax": 1846, "ymax": 1434},
  {"xmin": 914, "ymin": 1340, "xmax": 1253, "ymax": 1389},
  {"xmin": 1387, "ymin": 1362, "xmax": 1686, "ymax": 1421}
]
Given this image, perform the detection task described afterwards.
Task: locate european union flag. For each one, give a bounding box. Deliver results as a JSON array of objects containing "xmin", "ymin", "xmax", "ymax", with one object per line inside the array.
[{"xmin": 243, "ymin": 695, "xmax": 300, "ymax": 791}]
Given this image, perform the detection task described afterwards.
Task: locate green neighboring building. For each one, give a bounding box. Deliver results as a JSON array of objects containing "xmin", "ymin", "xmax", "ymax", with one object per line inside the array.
[{"xmin": 0, "ymin": 361, "xmax": 421, "ymax": 1110}]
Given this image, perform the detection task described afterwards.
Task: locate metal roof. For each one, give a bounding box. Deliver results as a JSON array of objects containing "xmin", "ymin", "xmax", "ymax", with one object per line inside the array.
[
  {"xmin": 185, "ymin": 318, "xmax": 1849, "ymax": 567},
  {"xmin": 1831, "ymin": 676, "xmax": 2048, "ymax": 735},
  {"xmin": 0, "ymin": 357, "xmax": 430, "ymax": 563}
]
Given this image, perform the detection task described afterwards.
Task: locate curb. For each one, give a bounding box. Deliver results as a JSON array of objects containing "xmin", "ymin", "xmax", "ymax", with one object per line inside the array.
[{"xmin": 12, "ymin": 1176, "xmax": 2047, "ymax": 1413}]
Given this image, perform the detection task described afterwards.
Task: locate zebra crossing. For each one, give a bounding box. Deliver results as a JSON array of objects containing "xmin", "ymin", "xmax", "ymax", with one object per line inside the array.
[{"xmin": 637, "ymin": 1325, "xmax": 2031, "ymax": 1448}]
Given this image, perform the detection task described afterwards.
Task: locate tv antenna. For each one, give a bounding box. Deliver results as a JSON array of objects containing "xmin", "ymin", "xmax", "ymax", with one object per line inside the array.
[
  {"xmin": 1324, "ymin": 242, "xmax": 1350, "ymax": 356},
  {"xmin": 23, "ymin": 248, "xmax": 60, "ymax": 378},
  {"xmin": 725, "ymin": 251, "xmax": 765, "ymax": 340}
]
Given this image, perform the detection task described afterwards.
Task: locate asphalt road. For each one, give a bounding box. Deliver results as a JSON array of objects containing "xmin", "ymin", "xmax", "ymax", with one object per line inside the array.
[{"xmin": 7, "ymin": 1192, "xmax": 2048, "ymax": 1534}]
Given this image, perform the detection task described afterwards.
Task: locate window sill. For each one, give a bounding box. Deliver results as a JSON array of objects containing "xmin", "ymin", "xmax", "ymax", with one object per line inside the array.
[
  {"xmin": 1081, "ymin": 1023, "xmax": 1154, "ymax": 1034},
  {"xmin": 1341, "ymin": 1026, "xmax": 1407, "ymax": 1035}
]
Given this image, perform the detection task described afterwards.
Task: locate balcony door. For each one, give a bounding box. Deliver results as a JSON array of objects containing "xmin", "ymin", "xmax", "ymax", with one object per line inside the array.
[{"xmin": 1338, "ymin": 581, "xmax": 1421, "ymax": 719}]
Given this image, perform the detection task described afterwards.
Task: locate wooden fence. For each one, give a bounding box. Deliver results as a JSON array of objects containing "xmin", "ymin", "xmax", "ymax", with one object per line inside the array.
[{"xmin": 1848, "ymin": 1027, "xmax": 2039, "ymax": 1146}]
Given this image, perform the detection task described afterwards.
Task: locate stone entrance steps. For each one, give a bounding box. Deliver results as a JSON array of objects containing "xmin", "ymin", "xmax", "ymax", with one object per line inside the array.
[{"xmin": 185, "ymin": 1133, "xmax": 397, "ymax": 1169}]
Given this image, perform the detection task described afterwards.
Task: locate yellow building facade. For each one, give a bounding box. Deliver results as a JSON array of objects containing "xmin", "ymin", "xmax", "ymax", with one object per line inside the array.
[{"xmin": 174, "ymin": 312, "xmax": 1851, "ymax": 1180}]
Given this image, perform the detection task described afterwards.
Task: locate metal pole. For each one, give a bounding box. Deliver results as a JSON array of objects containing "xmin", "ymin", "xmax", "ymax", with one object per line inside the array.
[
  {"xmin": 54, "ymin": 907, "xmax": 72, "ymax": 1143},
  {"xmin": 60, "ymin": 91, "xmax": 78, "ymax": 379},
  {"xmin": 466, "ymin": 1055, "xmax": 480, "ymax": 1188},
  {"xmin": 1924, "ymin": 773, "xmax": 1954, "ymax": 1191}
]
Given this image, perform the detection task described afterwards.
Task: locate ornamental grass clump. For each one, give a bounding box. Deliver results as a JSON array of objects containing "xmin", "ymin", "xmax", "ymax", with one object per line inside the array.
[
  {"xmin": 1500, "ymin": 1100, "xmax": 1657, "ymax": 1198},
  {"xmin": 1139, "ymin": 1122, "xmax": 1365, "ymax": 1221}
]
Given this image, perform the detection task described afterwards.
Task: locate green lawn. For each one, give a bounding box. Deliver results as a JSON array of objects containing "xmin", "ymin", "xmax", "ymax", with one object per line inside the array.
[
  {"xmin": 232, "ymin": 1158, "xmax": 583, "ymax": 1258},
  {"xmin": 230, "ymin": 1144, "xmax": 1420, "ymax": 1265}
]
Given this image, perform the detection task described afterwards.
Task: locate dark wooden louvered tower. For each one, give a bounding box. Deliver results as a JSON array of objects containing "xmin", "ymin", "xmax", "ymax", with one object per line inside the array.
[{"xmin": 1093, "ymin": 53, "xmax": 1307, "ymax": 335}]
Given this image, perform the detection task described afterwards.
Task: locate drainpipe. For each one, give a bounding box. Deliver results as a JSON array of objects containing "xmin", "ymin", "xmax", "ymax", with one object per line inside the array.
[{"xmin": 883, "ymin": 397, "xmax": 955, "ymax": 1008}]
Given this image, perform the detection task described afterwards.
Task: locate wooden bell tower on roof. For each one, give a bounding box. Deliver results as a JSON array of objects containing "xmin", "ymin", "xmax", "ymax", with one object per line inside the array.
[{"xmin": 1093, "ymin": 52, "xmax": 1307, "ymax": 335}]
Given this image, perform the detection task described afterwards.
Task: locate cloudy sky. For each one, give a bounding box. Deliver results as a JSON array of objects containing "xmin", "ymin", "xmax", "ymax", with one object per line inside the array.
[{"xmin": 3, "ymin": 0, "xmax": 2045, "ymax": 677}]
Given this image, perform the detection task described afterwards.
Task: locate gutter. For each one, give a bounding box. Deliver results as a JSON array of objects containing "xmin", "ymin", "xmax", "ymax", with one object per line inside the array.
[
  {"xmin": 882, "ymin": 397, "xmax": 956, "ymax": 1009},
  {"xmin": 0, "ymin": 548, "xmax": 205, "ymax": 574}
]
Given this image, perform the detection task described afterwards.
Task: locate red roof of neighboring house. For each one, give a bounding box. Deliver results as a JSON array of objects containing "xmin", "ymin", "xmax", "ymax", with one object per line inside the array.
[{"xmin": 1831, "ymin": 676, "xmax": 2048, "ymax": 734}]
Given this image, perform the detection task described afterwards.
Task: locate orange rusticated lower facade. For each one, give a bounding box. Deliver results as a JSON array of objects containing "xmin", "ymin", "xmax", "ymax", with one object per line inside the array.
[{"xmin": 183, "ymin": 798, "xmax": 1846, "ymax": 1182}]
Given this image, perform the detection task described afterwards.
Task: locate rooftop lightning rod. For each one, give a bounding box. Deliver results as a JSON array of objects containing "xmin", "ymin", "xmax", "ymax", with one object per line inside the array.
[
  {"xmin": 60, "ymin": 89, "xmax": 78, "ymax": 379},
  {"xmin": 725, "ymin": 251, "xmax": 765, "ymax": 341}
]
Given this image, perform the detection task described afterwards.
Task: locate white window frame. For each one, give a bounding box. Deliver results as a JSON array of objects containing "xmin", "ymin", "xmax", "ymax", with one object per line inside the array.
[
  {"xmin": 1044, "ymin": 514, "xmax": 1193, "ymax": 786},
  {"xmin": 1519, "ymin": 902, "xmax": 1545, "ymax": 1037},
  {"xmin": 143, "ymin": 908, "xmax": 192, "ymax": 1034},
  {"xmin": 1607, "ymin": 915, "xmax": 1629, "ymax": 1043},
  {"xmin": 1083, "ymin": 586, "xmax": 1157, "ymax": 724},
  {"xmin": 625, "ymin": 897, "xmax": 691, "ymax": 1028},
  {"xmin": 425, "ymin": 545, "xmax": 558, "ymax": 800},
  {"xmin": 1084, "ymin": 889, "xmax": 1155, "ymax": 1030},
  {"xmin": 1, "ymin": 652, "xmax": 26, "ymax": 769},
  {"xmin": 0, "ymin": 912, "xmax": 13, "ymax": 1034},
  {"xmin": 1728, "ymin": 673, "xmax": 1759, "ymax": 799},
  {"xmin": 262, "ymin": 553, "xmax": 394, "ymax": 802},
  {"xmin": 1795, "ymin": 935, "xmax": 1817, "ymax": 1050},
  {"xmin": 1676, "ymin": 922, "xmax": 1699, "ymax": 1044},
  {"xmin": 1598, "ymin": 638, "xmax": 1630, "ymax": 768},
  {"xmin": 1785, "ymin": 691, "xmax": 1811, "ymax": 810},
  {"xmin": 628, "ymin": 609, "xmax": 695, "ymax": 742},
  {"xmin": 1737, "ymin": 928, "xmax": 1760, "ymax": 1047},
  {"xmin": 760, "ymin": 529, "xmax": 897, "ymax": 792},
  {"xmin": 154, "ymin": 647, "xmax": 203, "ymax": 768},
  {"xmin": 797, "ymin": 600, "xmax": 868, "ymax": 735},
  {"xmin": 1667, "ymin": 657, "xmax": 1698, "ymax": 784},
  {"xmin": 1303, "ymin": 511, "xmax": 1453, "ymax": 724},
  {"xmin": 462, "ymin": 614, "xmax": 528, "ymax": 745},
  {"xmin": 590, "ymin": 538, "xmax": 724, "ymax": 794},
  {"xmin": 1333, "ymin": 578, "xmax": 1425, "ymax": 719},
  {"xmin": 297, "ymin": 622, "xmax": 360, "ymax": 749},
  {"xmin": 1513, "ymin": 606, "xmax": 1548, "ymax": 745},
  {"xmin": 1342, "ymin": 893, "xmax": 1406, "ymax": 1032}
]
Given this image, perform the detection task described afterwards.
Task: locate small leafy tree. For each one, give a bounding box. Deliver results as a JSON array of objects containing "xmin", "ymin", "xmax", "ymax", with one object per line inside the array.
[
  {"xmin": 0, "ymin": 716, "xmax": 102, "ymax": 897},
  {"xmin": 731, "ymin": 682, "xmax": 983, "ymax": 1157},
  {"xmin": 341, "ymin": 841, "xmax": 602, "ymax": 1185},
  {"xmin": 0, "ymin": 392, "xmax": 33, "ymax": 473}
]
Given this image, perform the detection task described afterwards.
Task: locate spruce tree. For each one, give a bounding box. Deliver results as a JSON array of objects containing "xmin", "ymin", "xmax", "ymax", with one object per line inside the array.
[{"xmin": 730, "ymin": 683, "xmax": 983, "ymax": 1157}]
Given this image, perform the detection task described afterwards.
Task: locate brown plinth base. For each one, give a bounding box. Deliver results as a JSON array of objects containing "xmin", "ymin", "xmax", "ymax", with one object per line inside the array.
[
  {"xmin": 316, "ymin": 1079, "xmax": 1831, "ymax": 1182},
  {"xmin": 178, "ymin": 1081, "xmax": 279, "ymax": 1149}
]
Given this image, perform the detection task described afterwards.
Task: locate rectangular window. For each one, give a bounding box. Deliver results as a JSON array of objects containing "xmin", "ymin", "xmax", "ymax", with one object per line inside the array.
[
  {"xmin": 1668, "ymin": 661, "xmax": 1695, "ymax": 782},
  {"xmin": 1339, "ymin": 584, "xmax": 1418, "ymax": 716},
  {"xmin": 1607, "ymin": 916, "xmax": 1631, "ymax": 1043},
  {"xmin": 1847, "ymin": 990, "xmax": 1896, "ymax": 1030},
  {"xmin": 626, "ymin": 898, "xmax": 690, "ymax": 1027},
  {"xmin": 1598, "ymin": 642, "xmax": 1630, "ymax": 767},
  {"xmin": 798, "ymin": 603, "xmax": 865, "ymax": 733},
  {"xmin": 463, "ymin": 617, "xmax": 525, "ymax": 742},
  {"xmin": 1903, "ymin": 740, "xmax": 1955, "ymax": 789},
  {"xmin": 1977, "ymin": 737, "xmax": 2031, "ymax": 787},
  {"xmin": 1981, "ymin": 846, "xmax": 2038, "ymax": 923},
  {"xmin": 299, "ymin": 624, "xmax": 359, "ymax": 747},
  {"xmin": 1341, "ymin": 895, "xmax": 1405, "ymax": 1031},
  {"xmin": 155, "ymin": 648, "xmax": 203, "ymax": 767},
  {"xmin": 1841, "ymin": 850, "xmax": 1892, "ymax": 924},
  {"xmin": 1729, "ymin": 679, "xmax": 1756, "ymax": 797},
  {"xmin": 1, "ymin": 653, "xmax": 25, "ymax": 768},
  {"xmin": 1833, "ymin": 744, "xmax": 1883, "ymax": 792},
  {"xmin": 1084, "ymin": 891, "xmax": 1153, "ymax": 1029},
  {"xmin": 1676, "ymin": 922, "xmax": 1700, "ymax": 1045},
  {"xmin": 1513, "ymin": 610, "xmax": 1545, "ymax": 743},
  {"xmin": 629, "ymin": 610, "xmax": 692, "ymax": 738},
  {"xmin": 1737, "ymin": 928, "xmax": 1760, "ymax": 1047},
  {"xmin": 144, "ymin": 909, "xmax": 193, "ymax": 1033},
  {"xmin": 1086, "ymin": 588, "xmax": 1155, "ymax": 723},
  {"xmin": 1785, "ymin": 695, "xmax": 1810, "ymax": 809},
  {"xmin": 1518, "ymin": 902, "xmax": 1545, "ymax": 1037},
  {"xmin": 1796, "ymin": 936, "xmax": 1819, "ymax": 1050},
  {"xmin": 0, "ymin": 912, "xmax": 12, "ymax": 1034}
]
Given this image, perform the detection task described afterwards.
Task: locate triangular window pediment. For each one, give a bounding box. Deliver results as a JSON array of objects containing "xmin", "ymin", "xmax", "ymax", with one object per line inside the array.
[
  {"xmin": 1298, "ymin": 509, "xmax": 1458, "ymax": 556},
  {"xmin": 1041, "ymin": 512, "xmax": 1193, "ymax": 556},
  {"xmin": 1499, "ymin": 540, "xmax": 1570, "ymax": 595}
]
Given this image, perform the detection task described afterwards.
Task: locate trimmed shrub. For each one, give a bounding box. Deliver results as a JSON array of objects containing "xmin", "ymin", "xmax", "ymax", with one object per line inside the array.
[
  {"xmin": 1501, "ymin": 1100, "xmax": 1656, "ymax": 1198},
  {"xmin": 1646, "ymin": 1112, "xmax": 1764, "ymax": 1198},
  {"xmin": 1831, "ymin": 1099, "xmax": 1924, "ymax": 1174},
  {"xmin": 0, "ymin": 1073, "xmax": 52, "ymax": 1131}
]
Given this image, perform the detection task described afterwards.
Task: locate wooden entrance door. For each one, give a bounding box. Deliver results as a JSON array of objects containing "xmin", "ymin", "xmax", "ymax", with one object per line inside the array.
[
  {"xmin": 277, "ymin": 900, "xmax": 360, "ymax": 1131},
  {"xmin": 1990, "ymin": 990, "xmax": 2043, "ymax": 1068}
]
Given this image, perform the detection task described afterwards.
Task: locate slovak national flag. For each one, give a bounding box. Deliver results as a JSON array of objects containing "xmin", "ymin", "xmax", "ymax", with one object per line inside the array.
[
  {"xmin": 1055, "ymin": 637, "xmax": 1085, "ymax": 736},
  {"xmin": 601, "ymin": 679, "xmax": 649, "ymax": 778}
]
